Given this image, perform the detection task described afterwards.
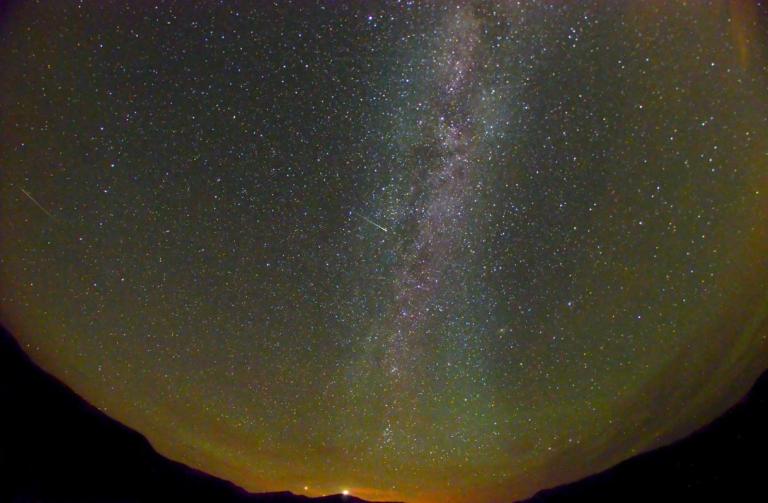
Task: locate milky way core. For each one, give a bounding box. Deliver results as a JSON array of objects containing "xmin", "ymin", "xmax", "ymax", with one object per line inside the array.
[{"xmin": 1, "ymin": 2, "xmax": 767, "ymax": 502}]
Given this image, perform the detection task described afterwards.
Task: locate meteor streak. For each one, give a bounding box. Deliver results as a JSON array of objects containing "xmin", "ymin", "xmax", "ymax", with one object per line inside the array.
[
  {"xmin": 19, "ymin": 187, "xmax": 54, "ymax": 218},
  {"xmin": 355, "ymin": 211, "xmax": 389, "ymax": 233}
]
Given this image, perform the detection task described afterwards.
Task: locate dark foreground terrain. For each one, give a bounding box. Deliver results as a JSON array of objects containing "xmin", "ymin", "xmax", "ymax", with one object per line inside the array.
[
  {"xmin": 519, "ymin": 364, "xmax": 768, "ymax": 502},
  {"xmin": 0, "ymin": 325, "xmax": 399, "ymax": 503},
  {"xmin": 1, "ymin": 323, "xmax": 766, "ymax": 503}
]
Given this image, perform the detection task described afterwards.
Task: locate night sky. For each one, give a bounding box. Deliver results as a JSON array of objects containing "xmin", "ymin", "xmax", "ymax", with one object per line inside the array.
[{"xmin": 1, "ymin": 2, "xmax": 768, "ymax": 502}]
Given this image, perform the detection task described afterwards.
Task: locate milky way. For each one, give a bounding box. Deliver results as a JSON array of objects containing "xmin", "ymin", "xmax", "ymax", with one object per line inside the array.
[{"xmin": 1, "ymin": 2, "xmax": 768, "ymax": 502}]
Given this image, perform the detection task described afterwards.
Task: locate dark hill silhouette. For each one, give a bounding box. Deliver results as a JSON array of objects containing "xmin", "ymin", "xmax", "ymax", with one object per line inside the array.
[
  {"xmin": 0, "ymin": 325, "xmax": 401, "ymax": 503},
  {"xmin": 518, "ymin": 366, "xmax": 768, "ymax": 502},
  {"xmin": 2, "ymin": 322, "xmax": 767, "ymax": 503}
]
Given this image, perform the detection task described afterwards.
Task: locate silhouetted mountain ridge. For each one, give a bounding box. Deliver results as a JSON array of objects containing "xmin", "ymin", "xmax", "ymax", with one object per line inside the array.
[
  {"xmin": 0, "ymin": 325, "xmax": 401, "ymax": 503},
  {"xmin": 2, "ymin": 323, "xmax": 766, "ymax": 503},
  {"xmin": 517, "ymin": 365, "xmax": 768, "ymax": 502}
]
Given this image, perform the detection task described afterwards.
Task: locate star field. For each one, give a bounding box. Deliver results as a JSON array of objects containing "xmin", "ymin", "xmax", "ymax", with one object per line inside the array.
[{"xmin": 1, "ymin": 2, "xmax": 767, "ymax": 502}]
